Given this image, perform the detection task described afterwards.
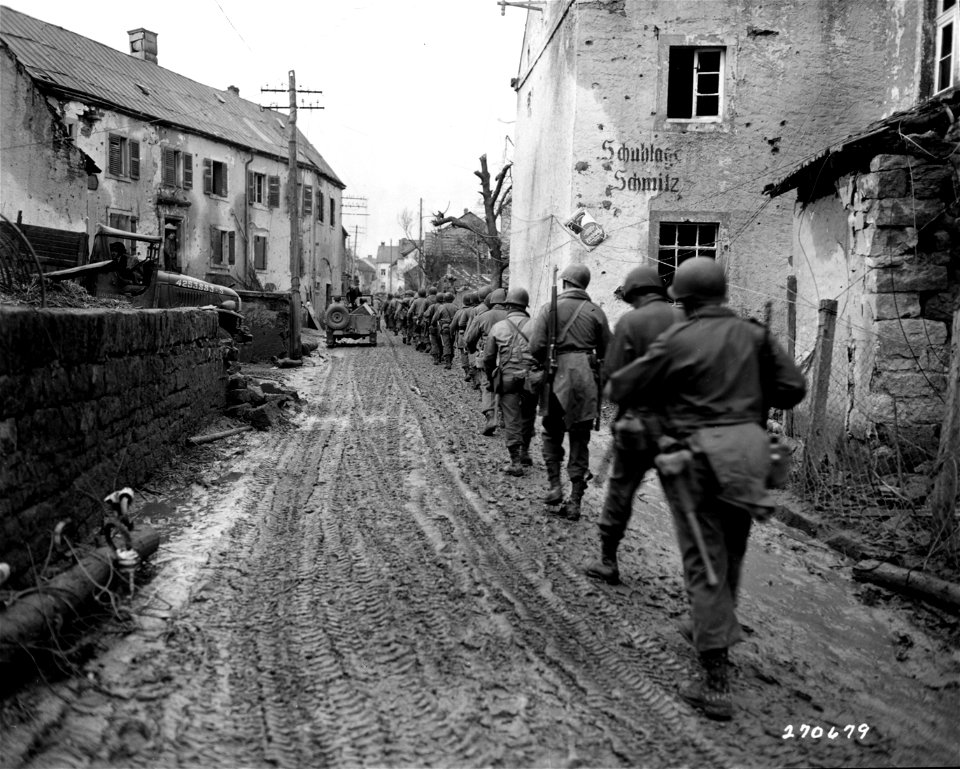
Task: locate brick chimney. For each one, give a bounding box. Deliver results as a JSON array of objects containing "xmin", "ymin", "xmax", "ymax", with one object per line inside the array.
[
  {"xmin": 227, "ymin": 85, "xmax": 240, "ymax": 96},
  {"xmin": 128, "ymin": 28, "xmax": 158, "ymax": 64}
]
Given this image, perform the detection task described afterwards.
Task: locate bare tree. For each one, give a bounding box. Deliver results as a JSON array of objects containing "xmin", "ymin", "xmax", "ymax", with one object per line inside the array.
[{"xmin": 432, "ymin": 154, "xmax": 512, "ymax": 288}]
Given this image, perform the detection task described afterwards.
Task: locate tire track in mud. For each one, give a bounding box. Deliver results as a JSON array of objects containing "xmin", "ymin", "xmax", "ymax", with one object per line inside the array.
[{"xmin": 381, "ymin": 335, "xmax": 732, "ymax": 767}]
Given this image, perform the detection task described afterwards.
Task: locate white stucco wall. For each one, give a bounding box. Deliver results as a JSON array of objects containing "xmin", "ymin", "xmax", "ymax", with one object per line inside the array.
[{"xmin": 510, "ymin": 0, "xmax": 925, "ymax": 331}]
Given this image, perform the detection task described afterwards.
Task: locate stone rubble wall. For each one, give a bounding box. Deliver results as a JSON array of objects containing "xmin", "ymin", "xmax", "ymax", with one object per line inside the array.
[
  {"xmin": 841, "ymin": 150, "xmax": 958, "ymax": 451},
  {"xmin": 0, "ymin": 307, "xmax": 225, "ymax": 580}
]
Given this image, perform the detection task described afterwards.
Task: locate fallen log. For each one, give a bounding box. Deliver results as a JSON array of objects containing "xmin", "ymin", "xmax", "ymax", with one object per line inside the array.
[
  {"xmin": 0, "ymin": 525, "xmax": 160, "ymax": 665},
  {"xmin": 187, "ymin": 425, "xmax": 253, "ymax": 445},
  {"xmin": 852, "ymin": 559, "xmax": 960, "ymax": 611}
]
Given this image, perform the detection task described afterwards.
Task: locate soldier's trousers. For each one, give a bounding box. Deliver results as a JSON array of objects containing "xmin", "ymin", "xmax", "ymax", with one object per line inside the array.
[
  {"xmin": 439, "ymin": 326, "xmax": 453, "ymax": 361},
  {"xmin": 541, "ymin": 401, "xmax": 592, "ymax": 482},
  {"xmin": 661, "ymin": 452, "xmax": 752, "ymax": 653},
  {"xmin": 429, "ymin": 328, "xmax": 442, "ymax": 359},
  {"xmin": 500, "ymin": 377, "xmax": 536, "ymax": 450},
  {"xmin": 598, "ymin": 446, "xmax": 657, "ymax": 546}
]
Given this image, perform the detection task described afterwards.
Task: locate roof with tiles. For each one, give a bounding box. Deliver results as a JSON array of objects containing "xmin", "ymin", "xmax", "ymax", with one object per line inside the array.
[{"xmin": 0, "ymin": 5, "xmax": 343, "ymax": 187}]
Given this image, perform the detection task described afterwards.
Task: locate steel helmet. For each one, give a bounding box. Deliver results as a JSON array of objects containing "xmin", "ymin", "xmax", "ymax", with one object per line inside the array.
[
  {"xmin": 462, "ymin": 292, "xmax": 475, "ymax": 306},
  {"xmin": 622, "ymin": 265, "xmax": 664, "ymax": 300},
  {"xmin": 504, "ymin": 287, "xmax": 529, "ymax": 308},
  {"xmin": 668, "ymin": 257, "xmax": 726, "ymax": 302},
  {"xmin": 444, "ymin": 292, "xmax": 456, "ymax": 302},
  {"xmin": 417, "ymin": 288, "xmax": 426, "ymax": 297},
  {"xmin": 560, "ymin": 264, "xmax": 591, "ymax": 289},
  {"xmin": 427, "ymin": 285, "xmax": 438, "ymax": 295},
  {"xmin": 477, "ymin": 285, "xmax": 494, "ymax": 302},
  {"xmin": 487, "ymin": 288, "xmax": 507, "ymax": 306}
]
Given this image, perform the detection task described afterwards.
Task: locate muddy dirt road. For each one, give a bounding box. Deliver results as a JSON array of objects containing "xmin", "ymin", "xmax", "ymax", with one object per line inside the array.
[{"xmin": 2, "ymin": 330, "xmax": 959, "ymax": 768}]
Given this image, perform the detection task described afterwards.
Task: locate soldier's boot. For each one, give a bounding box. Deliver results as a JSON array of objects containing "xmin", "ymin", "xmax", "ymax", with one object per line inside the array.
[
  {"xmin": 584, "ymin": 536, "xmax": 620, "ymax": 585},
  {"xmin": 544, "ymin": 463, "xmax": 563, "ymax": 505},
  {"xmin": 444, "ymin": 356, "xmax": 453, "ymax": 370},
  {"xmin": 519, "ymin": 440, "xmax": 533, "ymax": 467},
  {"xmin": 503, "ymin": 446, "xmax": 525, "ymax": 476},
  {"xmin": 558, "ymin": 478, "xmax": 586, "ymax": 521},
  {"xmin": 482, "ymin": 409, "xmax": 498, "ymax": 436},
  {"xmin": 472, "ymin": 371, "xmax": 482, "ymax": 390},
  {"xmin": 680, "ymin": 648, "xmax": 734, "ymax": 721},
  {"xmin": 462, "ymin": 367, "xmax": 472, "ymax": 381}
]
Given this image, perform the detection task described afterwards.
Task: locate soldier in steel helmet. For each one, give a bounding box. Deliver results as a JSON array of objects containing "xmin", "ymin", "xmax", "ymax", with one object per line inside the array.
[
  {"xmin": 584, "ymin": 264, "xmax": 683, "ymax": 585},
  {"xmin": 407, "ymin": 288, "xmax": 428, "ymax": 346},
  {"xmin": 462, "ymin": 286, "xmax": 493, "ymax": 389},
  {"xmin": 435, "ymin": 292, "xmax": 459, "ymax": 369},
  {"xmin": 608, "ymin": 257, "xmax": 806, "ymax": 721},
  {"xmin": 528, "ymin": 264, "xmax": 612, "ymax": 520},
  {"xmin": 452, "ymin": 292, "xmax": 478, "ymax": 381},
  {"xmin": 465, "ymin": 287, "xmax": 509, "ymax": 434},
  {"xmin": 483, "ymin": 287, "xmax": 537, "ymax": 475}
]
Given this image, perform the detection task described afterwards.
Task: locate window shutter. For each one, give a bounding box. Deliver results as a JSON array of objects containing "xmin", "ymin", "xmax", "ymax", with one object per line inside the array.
[
  {"xmin": 129, "ymin": 140, "xmax": 140, "ymax": 179},
  {"xmin": 330, "ymin": 198, "xmax": 335, "ymax": 228},
  {"xmin": 248, "ymin": 171, "xmax": 255, "ymax": 202},
  {"xmin": 210, "ymin": 225, "xmax": 220, "ymax": 263},
  {"xmin": 318, "ymin": 191, "xmax": 324, "ymax": 222},
  {"xmin": 203, "ymin": 159, "xmax": 213, "ymax": 194},
  {"xmin": 228, "ymin": 231, "xmax": 236, "ymax": 264},
  {"xmin": 162, "ymin": 148, "xmax": 176, "ymax": 186},
  {"xmin": 303, "ymin": 184, "xmax": 313, "ymax": 217},
  {"xmin": 267, "ymin": 175, "xmax": 280, "ymax": 208},
  {"xmin": 108, "ymin": 136, "xmax": 123, "ymax": 176},
  {"xmin": 183, "ymin": 154, "xmax": 193, "ymax": 189}
]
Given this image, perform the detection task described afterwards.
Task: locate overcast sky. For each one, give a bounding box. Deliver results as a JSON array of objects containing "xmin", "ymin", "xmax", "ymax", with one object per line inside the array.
[{"xmin": 22, "ymin": 0, "xmax": 528, "ymax": 260}]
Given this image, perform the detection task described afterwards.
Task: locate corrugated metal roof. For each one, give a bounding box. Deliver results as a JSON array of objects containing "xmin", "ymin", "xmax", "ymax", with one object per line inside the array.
[{"xmin": 0, "ymin": 5, "xmax": 343, "ymax": 187}]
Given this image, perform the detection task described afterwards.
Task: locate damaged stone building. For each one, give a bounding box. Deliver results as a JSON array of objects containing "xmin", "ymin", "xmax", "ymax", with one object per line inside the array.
[
  {"xmin": 0, "ymin": 5, "xmax": 346, "ymax": 311},
  {"xmin": 508, "ymin": 0, "xmax": 932, "ymax": 332}
]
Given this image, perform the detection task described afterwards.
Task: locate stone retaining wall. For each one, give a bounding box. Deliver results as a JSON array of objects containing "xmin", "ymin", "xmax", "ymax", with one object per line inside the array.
[{"xmin": 0, "ymin": 307, "xmax": 225, "ymax": 581}]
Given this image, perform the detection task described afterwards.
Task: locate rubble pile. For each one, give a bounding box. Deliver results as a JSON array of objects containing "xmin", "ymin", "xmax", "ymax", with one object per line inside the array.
[{"xmin": 225, "ymin": 374, "xmax": 300, "ymax": 430}]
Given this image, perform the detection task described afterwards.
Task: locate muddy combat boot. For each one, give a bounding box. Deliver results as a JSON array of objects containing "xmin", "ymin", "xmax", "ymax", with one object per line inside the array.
[
  {"xmin": 519, "ymin": 441, "xmax": 533, "ymax": 467},
  {"xmin": 444, "ymin": 356, "xmax": 453, "ymax": 370},
  {"xmin": 503, "ymin": 446, "xmax": 525, "ymax": 477},
  {"xmin": 554, "ymin": 478, "xmax": 586, "ymax": 521},
  {"xmin": 543, "ymin": 462, "xmax": 564, "ymax": 506},
  {"xmin": 584, "ymin": 537, "xmax": 620, "ymax": 585},
  {"xmin": 681, "ymin": 648, "xmax": 734, "ymax": 721},
  {"xmin": 463, "ymin": 368, "xmax": 473, "ymax": 382},
  {"xmin": 482, "ymin": 410, "xmax": 498, "ymax": 436}
]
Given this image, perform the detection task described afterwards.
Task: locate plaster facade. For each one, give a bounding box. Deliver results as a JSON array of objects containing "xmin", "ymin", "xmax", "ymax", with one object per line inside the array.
[
  {"xmin": 0, "ymin": 12, "xmax": 345, "ymax": 315},
  {"xmin": 510, "ymin": 0, "xmax": 926, "ymax": 328}
]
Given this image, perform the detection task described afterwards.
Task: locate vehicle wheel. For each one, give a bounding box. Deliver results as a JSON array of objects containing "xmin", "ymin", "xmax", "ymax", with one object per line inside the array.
[
  {"xmin": 325, "ymin": 302, "xmax": 350, "ymax": 331},
  {"xmin": 369, "ymin": 333, "xmax": 377, "ymax": 347}
]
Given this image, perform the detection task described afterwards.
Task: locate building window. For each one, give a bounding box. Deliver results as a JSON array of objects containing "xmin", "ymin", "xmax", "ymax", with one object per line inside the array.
[
  {"xmin": 210, "ymin": 227, "xmax": 235, "ymax": 265},
  {"xmin": 249, "ymin": 172, "xmax": 267, "ymax": 204},
  {"xmin": 303, "ymin": 184, "xmax": 314, "ymax": 217},
  {"xmin": 107, "ymin": 134, "xmax": 140, "ymax": 179},
  {"xmin": 936, "ymin": 0, "xmax": 959, "ymax": 93},
  {"xmin": 657, "ymin": 222, "xmax": 718, "ymax": 285},
  {"xmin": 329, "ymin": 197, "xmax": 336, "ymax": 228},
  {"xmin": 667, "ymin": 47, "xmax": 724, "ymax": 121},
  {"xmin": 318, "ymin": 190, "xmax": 325, "ymax": 222},
  {"xmin": 254, "ymin": 235, "xmax": 267, "ymax": 270},
  {"xmin": 202, "ymin": 158, "xmax": 228, "ymax": 196},
  {"xmin": 161, "ymin": 148, "xmax": 192, "ymax": 188}
]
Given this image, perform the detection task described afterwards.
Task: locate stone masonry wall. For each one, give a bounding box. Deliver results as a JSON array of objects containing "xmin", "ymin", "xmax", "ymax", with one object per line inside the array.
[
  {"xmin": 841, "ymin": 150, "xmax": 958, "ymax": 451},
  {"xmin": 0, "ymin": 307, "xmax": 225, "ymax": 581}
]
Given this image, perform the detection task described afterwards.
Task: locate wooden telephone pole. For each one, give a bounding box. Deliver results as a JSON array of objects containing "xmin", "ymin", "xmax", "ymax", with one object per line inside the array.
[{"xmin": 261, "ymin": 71, "xmax": 322, "ymax": 359}]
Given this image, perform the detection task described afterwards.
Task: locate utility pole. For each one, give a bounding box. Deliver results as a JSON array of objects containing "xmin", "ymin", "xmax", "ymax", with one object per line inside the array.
[{"xmin": 261, "ymin": 72, "xmax": 323, "ymax": 359}]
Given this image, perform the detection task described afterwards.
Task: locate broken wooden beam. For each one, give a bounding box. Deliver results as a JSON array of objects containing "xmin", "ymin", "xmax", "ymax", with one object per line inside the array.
[
  {"xmin": 187, "ymin": 425, "xmax": 254, "ymax": 445},
  {"xmin": 853, "ymin": 559, "xmax": 960, "ymax": 610}
]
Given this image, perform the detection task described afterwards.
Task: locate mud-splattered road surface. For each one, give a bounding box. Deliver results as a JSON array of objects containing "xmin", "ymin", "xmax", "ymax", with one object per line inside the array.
[{"xmin": 2, "ymin": 330, "xmax": 959, "ymax": 768}]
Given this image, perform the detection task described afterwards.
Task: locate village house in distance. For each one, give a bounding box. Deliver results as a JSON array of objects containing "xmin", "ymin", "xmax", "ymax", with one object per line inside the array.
[{"xmin": 0, "ymin": 5, "xmax": 346, "ymax": 312}]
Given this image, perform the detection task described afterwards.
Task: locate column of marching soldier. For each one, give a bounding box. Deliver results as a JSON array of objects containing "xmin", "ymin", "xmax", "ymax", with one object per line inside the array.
[{"xmin": 378, "ymin": 261, "xmax": 806, "ymax": 723}]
